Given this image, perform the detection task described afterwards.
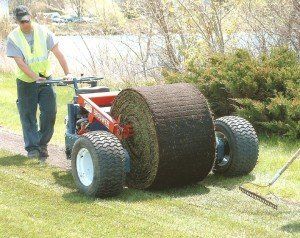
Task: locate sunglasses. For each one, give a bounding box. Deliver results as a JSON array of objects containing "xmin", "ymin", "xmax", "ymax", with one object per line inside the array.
[{"xmin": 19, "ymin": 20, "xmax": 31, "ymax": 24}]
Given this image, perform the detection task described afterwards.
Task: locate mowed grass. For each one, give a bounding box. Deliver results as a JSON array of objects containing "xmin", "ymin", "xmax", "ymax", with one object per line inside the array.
[
  {"xmin": 0, "ymin": 139, "xmax": 299, "ymax": 238},
  {"xmin": 0, "ymin": 72, "xmax": 299, "ymax": 237}
]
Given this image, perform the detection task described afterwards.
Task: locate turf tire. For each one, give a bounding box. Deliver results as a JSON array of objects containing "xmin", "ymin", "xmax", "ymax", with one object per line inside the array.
[
  {"xmin": 71, "ymin": 131, "xmax": 125, "ymax": 197},
  {"xmin": 213, "ymin": 116, "xmax": 259, "ymax": 176}
]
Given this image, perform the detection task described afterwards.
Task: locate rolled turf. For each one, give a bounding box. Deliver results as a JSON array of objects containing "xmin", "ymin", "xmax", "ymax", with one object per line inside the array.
[{"xmin": 111, "ymin": 83, "xmax": 216, "ymax": 189}]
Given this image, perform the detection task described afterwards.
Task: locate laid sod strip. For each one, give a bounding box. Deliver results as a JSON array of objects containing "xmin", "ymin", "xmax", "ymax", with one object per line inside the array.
[
  {"xmin": 112, "ymin": 83, "xmax": 216, "ymax": 189},
  {"xmin": 1, "ymin": 150, "xmax": 299, "ymax": 238}
]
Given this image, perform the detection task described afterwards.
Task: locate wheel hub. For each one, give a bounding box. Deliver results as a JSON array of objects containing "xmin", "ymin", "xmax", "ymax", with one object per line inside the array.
[
  {"xmin": 76, "ymin": 148, "xmax": 94, "ymax": 186},
  {"xmin": 216, "ymin": 132, "xmax": 231, "ymax": 167}
]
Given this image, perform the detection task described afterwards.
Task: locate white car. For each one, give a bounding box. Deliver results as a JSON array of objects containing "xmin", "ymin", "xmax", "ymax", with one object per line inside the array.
[{"xmin": 51, "ymin": 15, "xmax": 67, "ymax": 23}]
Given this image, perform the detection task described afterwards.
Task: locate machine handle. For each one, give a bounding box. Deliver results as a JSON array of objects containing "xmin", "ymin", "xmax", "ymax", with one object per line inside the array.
[{"xmin": 36, "ymin": 76, "xmax": 104, "ymax": 86}]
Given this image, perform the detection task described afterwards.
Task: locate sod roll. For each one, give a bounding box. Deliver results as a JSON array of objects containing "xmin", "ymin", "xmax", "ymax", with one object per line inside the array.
[{"xmin": 111, "ymin": 83, "xmax": 216, "ymax": 189}]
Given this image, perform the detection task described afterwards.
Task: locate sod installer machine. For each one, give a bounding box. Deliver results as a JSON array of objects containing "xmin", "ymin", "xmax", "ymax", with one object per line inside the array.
[{"xmin": 38, "ymin": 77, "xmax": 259, "ymax": 197}]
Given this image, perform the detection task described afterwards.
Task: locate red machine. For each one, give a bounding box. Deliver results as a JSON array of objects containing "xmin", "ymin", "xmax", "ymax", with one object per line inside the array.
[{"xmin": 38, "ymin": 77, "xmax": 259, "ymax": 200}]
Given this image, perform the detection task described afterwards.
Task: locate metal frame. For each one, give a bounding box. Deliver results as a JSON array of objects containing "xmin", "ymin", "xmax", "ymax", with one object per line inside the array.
[{"xmin": 77, "ymin": 92, "xmax": 133, "ymax": 140}]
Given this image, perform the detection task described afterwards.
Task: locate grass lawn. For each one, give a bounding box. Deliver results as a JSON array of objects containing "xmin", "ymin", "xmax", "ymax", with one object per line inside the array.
[
  {"xmin": 0, "ymin": 139, "xmax": 299, "ymax": 238},
  {"xmin": 0, "ymin": 72, "xmax": 299, "ymax": 237}
]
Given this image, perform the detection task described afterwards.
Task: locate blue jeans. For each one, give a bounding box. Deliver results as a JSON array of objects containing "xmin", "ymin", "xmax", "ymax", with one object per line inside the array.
[{"xmin": 16, "ymin": 78, "xmax": 57, "ymax": 152}]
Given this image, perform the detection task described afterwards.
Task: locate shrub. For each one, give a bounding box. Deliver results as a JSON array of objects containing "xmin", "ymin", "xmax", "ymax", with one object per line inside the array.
[{"xmin": 164, "ymin": 47, "xmax": 300, "ymax": 138}]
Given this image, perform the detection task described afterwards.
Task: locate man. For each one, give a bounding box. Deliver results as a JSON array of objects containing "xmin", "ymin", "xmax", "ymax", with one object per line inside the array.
[{"xmin": 6, "ymin": 5, "xmax": 72, "ymax": 161}]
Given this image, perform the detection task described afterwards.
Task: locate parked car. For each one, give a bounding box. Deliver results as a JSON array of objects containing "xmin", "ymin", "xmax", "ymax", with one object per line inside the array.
[
  {"xmin": 44, "ymin": 12, "xmax": 61, "ymax": 19},
  {"xmin": 64, "ymin": 16, "xmax": 97, "ymax": 23},
  {"xmin": 82, "ymin": 17, "xmax": 97, "ymax": 23},
  {"xmin": 51, "ymin": 15, "xmax": 67, "ymax": 23}
]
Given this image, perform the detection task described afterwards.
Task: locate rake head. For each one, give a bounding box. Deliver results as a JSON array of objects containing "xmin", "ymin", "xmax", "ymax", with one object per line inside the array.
[
  {"xmin": 239, "ymin": 186, "xmax": 278, "ymax": 210},
  {"xmin": 239, "ymin": 149, "xmax": 300, "ymax": 210}
]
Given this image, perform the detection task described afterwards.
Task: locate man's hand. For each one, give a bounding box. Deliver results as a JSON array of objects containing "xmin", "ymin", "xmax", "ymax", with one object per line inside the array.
[
  {"xmin": 63, "ymin": 73, "xmax": 73, "ymax": 81},
  {"xmin": 36, "ymin": 76, "xmax": 46, "ymax": 82}
]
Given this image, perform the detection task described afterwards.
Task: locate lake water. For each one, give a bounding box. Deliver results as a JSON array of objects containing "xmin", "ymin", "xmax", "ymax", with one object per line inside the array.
[{"xmin": 56, "ymin": 35, "xmax": 164, "ymax": 82}]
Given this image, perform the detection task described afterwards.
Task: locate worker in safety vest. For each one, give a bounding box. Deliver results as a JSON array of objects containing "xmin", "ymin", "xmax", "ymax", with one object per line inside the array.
[{"xmin": 6, "ymin": 5, "xmax": 72, "ymax": 161}]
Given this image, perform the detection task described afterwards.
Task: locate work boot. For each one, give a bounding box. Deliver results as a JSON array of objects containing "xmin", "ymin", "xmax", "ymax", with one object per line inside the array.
[
  {"xmin": 39, "ymin": 146, "xmax": 49, "ymax": 164},
  {"xmin": 27, "ymin": 150, "xmax": 40, "ymax": 159}
]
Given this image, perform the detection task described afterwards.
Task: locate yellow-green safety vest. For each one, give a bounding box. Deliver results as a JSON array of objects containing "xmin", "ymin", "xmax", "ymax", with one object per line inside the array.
[{"xmin": 8, "ymin": 22, "xmax": 52, "ymax": 83}]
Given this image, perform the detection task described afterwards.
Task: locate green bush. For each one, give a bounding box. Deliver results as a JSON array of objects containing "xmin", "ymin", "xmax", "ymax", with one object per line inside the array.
[{"xmin": 164, "ymin": 47, "xmax": 300, "ymax": 138}]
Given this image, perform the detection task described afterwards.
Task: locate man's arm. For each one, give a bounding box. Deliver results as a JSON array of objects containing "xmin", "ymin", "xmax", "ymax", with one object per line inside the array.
[
  {"xmin": 51, "ymin": 44, "xmax": 70, "ymax": 76},
  {"xmin": 7, "ymin": 38, "xmax": 43, "ymax": 81},
  {"xmin": 13, "ymin": 57, "xmax": 42, "ymax": 81}
]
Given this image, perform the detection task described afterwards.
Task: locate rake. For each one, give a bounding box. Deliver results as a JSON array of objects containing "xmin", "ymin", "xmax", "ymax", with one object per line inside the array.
[{"xmin": 239, "ymin": 148, "xmax": 300, "ymax": 210}]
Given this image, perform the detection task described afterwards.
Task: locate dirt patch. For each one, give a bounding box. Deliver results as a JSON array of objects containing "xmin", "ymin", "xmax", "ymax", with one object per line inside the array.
[{"xmin": 0, "ymin": 126, "xmax": 70, "ymax": 170}]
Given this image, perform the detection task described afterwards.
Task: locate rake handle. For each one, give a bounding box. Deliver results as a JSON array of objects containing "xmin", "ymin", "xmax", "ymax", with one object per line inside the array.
[{"xmin": 268, "ymin": 148, "xmax": 300, "ymax": 186}]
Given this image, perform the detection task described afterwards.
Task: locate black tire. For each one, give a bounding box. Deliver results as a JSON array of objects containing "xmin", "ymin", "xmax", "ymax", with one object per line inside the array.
[
  {"xmin": 71, "ymin": 131, "xmax": 125, "ymax": 197},
  {"xmin": 111, "ymin": 83, "xmax": 215, "ymax": 189},
  {"xmin": 213, "ymin": 116, "xmax": 259, "ymax": 176}
]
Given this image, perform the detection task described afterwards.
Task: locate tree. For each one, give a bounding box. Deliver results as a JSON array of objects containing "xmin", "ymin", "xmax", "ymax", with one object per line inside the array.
[
  {"xmin": 69, "ymin": 0, "xmax": 86, "ymax": 17},
  {"xmin": 131, "ymin": 0, "xmax": 241, "ymax": 71},
  {"xmin": 242, "ymin": 0, "xmax": 300, "ymax": 55}
]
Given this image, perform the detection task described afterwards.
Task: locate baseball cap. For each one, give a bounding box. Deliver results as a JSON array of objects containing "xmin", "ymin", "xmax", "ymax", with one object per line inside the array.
[{"xmin": 14, "ymin": 5, "xmax": 31, "ymax": 22}]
